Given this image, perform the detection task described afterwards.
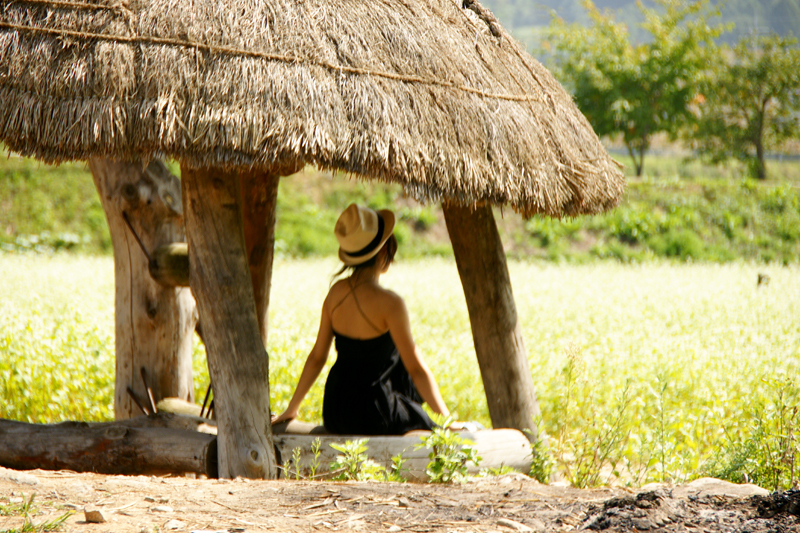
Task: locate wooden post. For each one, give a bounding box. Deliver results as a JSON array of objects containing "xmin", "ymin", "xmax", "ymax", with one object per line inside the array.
[
  {"xmin": 181, "ymin": 164, "xmax": 277, "ymax": 479},
  {"xmin": 442, "ymin": 202, "xmax": 541, "ymax": 440},
  {"xmin": 239, "ymin": 171, "xmax": 280, "ymax": 346},
  {"xmin": 89, "ymin": 159, "xmax": 198, "ymax": 420}
]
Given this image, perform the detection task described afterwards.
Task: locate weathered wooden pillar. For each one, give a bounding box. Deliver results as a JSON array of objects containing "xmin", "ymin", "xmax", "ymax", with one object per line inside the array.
[
  {"xmin": 181, "ymin": 164, "xmax": 276, "ymax": 479},
  {"xmin": 89, "ymin": 159, "xmax": 198, "ymax": 420},
  {"xmin": 239, "ymin": 171, "xmax": 280, "ymax": 346},
  {"xmin": 442, "ymin": 202, "xmax": 541, "ymax": 440}
]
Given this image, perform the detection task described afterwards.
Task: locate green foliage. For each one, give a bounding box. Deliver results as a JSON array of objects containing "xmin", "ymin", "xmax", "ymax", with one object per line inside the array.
[
  {"xmin": 274, "ymin": 169, "xmax": 448, "ymax": 258},
  {"xmin": 548, "ymin": 345, "xmax": 633, "ymax": 487},
  {"xmin": 4, "ymin": 152, "xmax": 800, "ymax": 264},
  {"xmin": 703, "ymin": 378, "xmax": 800, "ymax": 490},
  {"xmin": 0, "ymin": 495, "xmax": 34, "ymax": 517},
  {"xmin": 0, "ymin": 494, "xmax": 72, "ymax": 533},
  {"xmin": 0, "ymin": 256, "xmax": 115, "ymax": 423},
  {"xmin": 525, "ymin": 419, "xmax": 554, "ymax": 483},
  {"xmin": 0, "ymin": 157, "xmax": 110, "ymax": 254},
  {"xmin": 309, "ymin": 437, "xmax": 323, "ymax": 478},
  {"xmin": 280, "ymin": 440, "xmax": 322, "ymax": 480},
  {"xmin": 281, "ymin": 456, "xmax": 292, "ymax": 479},
  {"xmin": 291, "ymin": 447, "xmax": 303, "ymax": 480},
  {"xmin": 280, "ymin": 438, "xmax": 406, "ymax": 482},
  {"xmin": 529, "ymin": 437, "xmax": 554, "ymax": 484},
  {"xmin": 689, "ymin": 34, "xmax": 800, "ymax": 180},
  {"xmin": 479, "ymin": 465, "xmax": 519, "ymax": 477},
  {"xmin": 387, "ymin": 452, "xmax": 409, "ymax": 483},
  {"xmin": 540, "ymin": 0, "xmax": 725, "ymax": 176},
  {"xmin": 480, "ymin": 0, "xmax": 800, "ymax": 51},
  {"xmin": 416, "ymin": 415, "xmax": 481, "ymax": 483},
  {"xmin": 329, "ymin": 439, "xmax": 387, "ymax": 481},
  {"xmin": 526, "ymin": 176, "xmax": 800, "ymax": 264}
]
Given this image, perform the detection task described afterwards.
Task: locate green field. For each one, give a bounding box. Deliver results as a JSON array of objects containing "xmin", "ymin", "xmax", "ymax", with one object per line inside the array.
[{"xmin": 2, "ymin": 255, "xmax": 798, "ymax": 487}]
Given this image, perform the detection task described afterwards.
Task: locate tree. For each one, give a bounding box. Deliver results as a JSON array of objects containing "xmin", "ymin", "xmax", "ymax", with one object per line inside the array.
[
  {"xmin": 540, "ymin": 0, "xmax": 725, "ymax": 176},
  {"xmin": 89, "ymin": 159, "xmax": 198, "ymax": 420},
  {"xmin": 689, "ymin": 34, "xmax": 800, "ymax": 180}
]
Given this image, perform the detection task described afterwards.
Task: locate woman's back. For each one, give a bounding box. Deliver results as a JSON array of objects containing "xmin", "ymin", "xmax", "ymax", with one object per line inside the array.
[{"xmin": 326, "ymin": 278, "xmax": 397, "ymax": 339}]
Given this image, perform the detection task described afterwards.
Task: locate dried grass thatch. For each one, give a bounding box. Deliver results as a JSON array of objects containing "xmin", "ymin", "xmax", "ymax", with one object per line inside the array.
[{"xmin": 0, "ymin": 0, "xmax": 624, "ymax": 216}]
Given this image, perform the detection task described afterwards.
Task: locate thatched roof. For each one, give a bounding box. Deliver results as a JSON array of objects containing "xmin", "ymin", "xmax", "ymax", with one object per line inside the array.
[{"xmin": 0, "ymin": 0, "xmax": 624, "ymax": 217}]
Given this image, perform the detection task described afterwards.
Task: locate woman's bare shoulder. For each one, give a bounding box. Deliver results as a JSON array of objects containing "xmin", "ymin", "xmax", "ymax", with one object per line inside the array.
[
  {"xmin": 376, "ymin": 287, "xmax": 406, "ymax": 311},
  {"xmin": 328, "ymin": 279, "xmax": 350, "ymax": 293},
  {"xmin": 322, "ymin": 280, "xmax": 349, "ymax": 307}
]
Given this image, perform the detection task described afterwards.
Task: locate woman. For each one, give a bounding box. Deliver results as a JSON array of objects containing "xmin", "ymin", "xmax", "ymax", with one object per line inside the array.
[{"xmin": 271, "ymin": 203, "xmax": 456, "ymax": 434}]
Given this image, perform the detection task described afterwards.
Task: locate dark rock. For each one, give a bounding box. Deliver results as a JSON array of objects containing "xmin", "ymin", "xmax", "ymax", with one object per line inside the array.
[{"xmin": 755, "ymin": 489, "xmax": 800, "ymax": 518}]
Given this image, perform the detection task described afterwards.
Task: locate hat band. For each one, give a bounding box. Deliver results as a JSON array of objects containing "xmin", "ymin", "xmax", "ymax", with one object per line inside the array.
[{"xmin": 346, "ymin": 215, "xmax": 385, "ymax": 258}]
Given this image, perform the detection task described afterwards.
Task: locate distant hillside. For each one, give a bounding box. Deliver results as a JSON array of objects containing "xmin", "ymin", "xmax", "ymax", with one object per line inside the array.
[{"xmin": 479, "ymin": 0, "xmax": 800, "ymax": 52}]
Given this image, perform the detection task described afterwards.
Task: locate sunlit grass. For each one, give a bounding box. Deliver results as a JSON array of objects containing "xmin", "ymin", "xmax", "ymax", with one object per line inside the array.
[
  {"xmin": 0, "ymin": 255, "xmax": 115, "ymax": 422},
  {"xmin": 2, "ymin": 254, "xmax": 799, "ymax": 485}
]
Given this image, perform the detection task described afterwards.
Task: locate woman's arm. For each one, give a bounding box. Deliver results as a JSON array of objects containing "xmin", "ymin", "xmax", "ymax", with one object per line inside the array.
[
  {"xmin": 271, "ymin": 300, "xmax": 335, "ymax": 424},
  {"xmin": 384, "ymin": 293, "xmax": 451, "ymax": 419}
]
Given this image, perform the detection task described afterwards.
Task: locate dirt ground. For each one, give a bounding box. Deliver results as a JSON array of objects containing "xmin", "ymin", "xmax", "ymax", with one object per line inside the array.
[{"xmin": 2, "ymin": 467, "xmax": 799, "ymax": 533}]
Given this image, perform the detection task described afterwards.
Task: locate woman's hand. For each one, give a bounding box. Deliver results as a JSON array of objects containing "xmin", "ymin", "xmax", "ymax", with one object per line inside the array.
[
  {"xmin": 447, "ymin": 421, "xmax": 485, "ymax": 432},
  {"xmin": 271, "ymin": 409, "xmax": 296, "ymax": 425}
]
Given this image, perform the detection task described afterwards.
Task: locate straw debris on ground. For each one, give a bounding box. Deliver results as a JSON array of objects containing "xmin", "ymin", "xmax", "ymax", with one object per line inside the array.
[{"xmin": 1, "ymin": 468, "xmax": 798, "ymax": 533}]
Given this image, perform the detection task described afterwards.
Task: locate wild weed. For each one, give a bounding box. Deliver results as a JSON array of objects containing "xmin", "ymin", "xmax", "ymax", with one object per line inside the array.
[
  {"xmin": 525, "ymin": 418, "xmax": 554, "ymax": 484},
  {"xmin": 386, "ymin": 452, "xmax": 409, "ymax": 482},
  {"xmin": 291, "ymin": 447, "xmax": 303, "ymax": 480},
  {"xmin": 309, "ymin": 437, "xmax": 322, "ymax": 478},
  {"xmin": 416, "ymin": 415, "xmax": 481, "ymax": 483},
  {"xmin": 329, "ymin": 439, "xmax": 386, "ymax": 481},
  {"xmin": 704, "ymin": 377, "xmax": 800, "ymax": 490},
  {"xmin": 551, "ymin": 345, "xmax": 632, "ymax": 487},
  {"xmin": 0, "ymin": 494, "xmax": 72, "ymax": 533},
  {"xmin": 479, "ymin": 465, "xmax": 519, "ymax": 477}
]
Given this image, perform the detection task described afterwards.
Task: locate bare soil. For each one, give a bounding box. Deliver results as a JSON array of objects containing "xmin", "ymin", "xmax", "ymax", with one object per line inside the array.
[{"xmin": 2, "ymin": 468, "xmax": 799, "ymax": 532}]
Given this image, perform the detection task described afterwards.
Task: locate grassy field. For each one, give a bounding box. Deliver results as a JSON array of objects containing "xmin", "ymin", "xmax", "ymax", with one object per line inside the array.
[{"xmin": 2, "ymin": 255, "xmax": 799, "ymax": 488}]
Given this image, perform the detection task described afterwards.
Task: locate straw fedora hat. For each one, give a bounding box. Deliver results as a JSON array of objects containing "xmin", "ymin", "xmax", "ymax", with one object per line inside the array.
[{"xmin": 335, "ymin": 204, "xmax": 396, "ymax": 266}]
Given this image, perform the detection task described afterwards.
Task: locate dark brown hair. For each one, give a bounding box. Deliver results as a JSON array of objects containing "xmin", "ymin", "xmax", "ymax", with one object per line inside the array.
[{"xmin": 333, "ymin": 234, "xmax": 398, "ymax": 281}]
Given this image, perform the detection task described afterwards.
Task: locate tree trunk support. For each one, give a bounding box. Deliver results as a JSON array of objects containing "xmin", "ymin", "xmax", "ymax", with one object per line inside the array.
[
  {"xmin": 239, "ymin": 171, "xmax": 280, "ymax": 346},
  {"xmin": 181, "ymin": 165, "xmax": 276, "ymax": 479},
  {"xmin": 89, "ymin": 159, "xmax": 198, "ymax": 420},
  {"xmin": 442, "ymin": 202, "xmax": 541, "ymax": 440}
]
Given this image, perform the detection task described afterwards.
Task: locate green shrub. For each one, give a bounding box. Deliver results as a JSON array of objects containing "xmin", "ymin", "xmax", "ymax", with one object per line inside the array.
[
  {"xmin": 703, "ymin": 378, "xmax": 800, "ymax": 490},
  {"xmin": 329, "ymin": 439, "xmax": 387, "ymax": 481},
  {"xmin": 0, "ymin": 158, "xmax": 110, "ymax": 254},
  {"xmin": 416, "ymin": 415, "xmax": 481, "ymax": 483}
]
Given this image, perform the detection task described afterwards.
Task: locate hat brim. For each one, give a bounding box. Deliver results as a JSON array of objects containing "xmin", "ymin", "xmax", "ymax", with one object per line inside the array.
[{"xmin": 338, "ymin": 209, "xmax": 396, "ymax": 266}]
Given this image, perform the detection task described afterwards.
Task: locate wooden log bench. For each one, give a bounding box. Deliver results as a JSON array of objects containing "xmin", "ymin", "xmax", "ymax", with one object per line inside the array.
[
  {"xmin": 272, "ymin": 420, "xmax": 532, "ymax": 482},
  {"xmin": 160, "ymin": 398, "xmax": 534, "ymax": 480},
  {"xmin": 0, "ymin": 414, "xmax": 532, "ymax": 482}
]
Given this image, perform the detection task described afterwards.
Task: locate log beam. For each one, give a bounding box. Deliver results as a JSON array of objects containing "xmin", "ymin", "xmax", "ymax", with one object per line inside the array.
[
  {"xmin": 181, "ymin": 165, "xmax": 276, "ymax": 479},
  {"xmin": 0, "ymin": 418, "xmax": 216, "ymax": 477},
  {"xmin": 442, "ymin": 202, "xmax": 541, "ymax": 440},
  {"xmin": 89, "ymin": 159, "xmax": 198, "ymax": 420}
]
